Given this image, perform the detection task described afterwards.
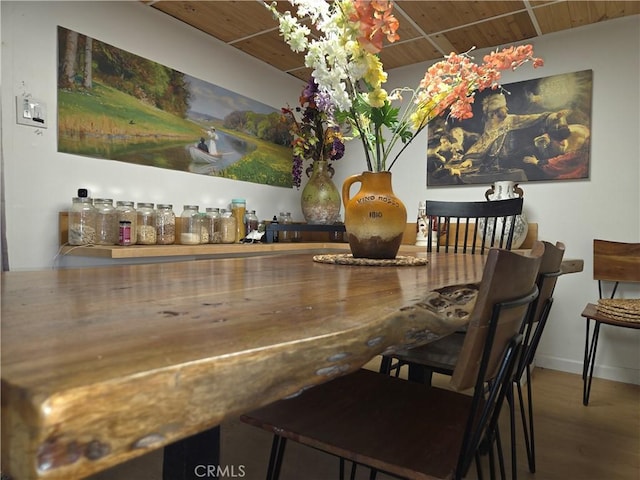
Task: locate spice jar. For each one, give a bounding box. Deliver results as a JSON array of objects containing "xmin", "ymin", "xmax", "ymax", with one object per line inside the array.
[
  {"xmin": 180, "ymin": 205, "xmax": 201, "ymax": 244},
  {"xmin": 199, "ymin": 213, "xmax": 210, "ymax": 244},
  {"xmin": 155, "ymin": 204, "xmax": 175, "ymax": 245},
  {"xmin": 94, "ymin": 198, "xmax": 117, "ymax": 245},
  {"xmin": 68, "ymin": 197, "xmax": 97, "ymax": 245},
  {"xmin": 116, "ymin": 201, "xmax": 137, "ymax": 245},
  {"xmin": 206, "ymin": 208, "xmax": 221, "ymax": 244},
  {"xmin": 136, "ymin": 202, "xmax": 156, "ymax": 245},
  {"xmin": 231, "ymin": 199, "xmax": 246, "ymax": 242},
  {"xmin": 245, "ymin": 210, "xmax": 259, "ymax": 235},
  {"xmin": 220, "ymin": 209, "xmax": 237, "ymax": 244},
  {"xmin": 279, "ymin": 211, "xmax": 292, "ymax": 242}
]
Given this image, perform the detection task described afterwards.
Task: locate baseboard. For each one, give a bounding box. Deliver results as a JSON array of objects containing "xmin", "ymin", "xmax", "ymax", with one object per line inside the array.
[{"xmin": 535, "ymin": 354, "xmax": 640, "ymax": 385}]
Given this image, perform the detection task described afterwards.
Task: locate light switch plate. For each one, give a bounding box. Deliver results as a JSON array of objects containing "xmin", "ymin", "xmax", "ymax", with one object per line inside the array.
[{"xmin": 16, "ymin": 96, "xmax": 48, "ymax": 128}]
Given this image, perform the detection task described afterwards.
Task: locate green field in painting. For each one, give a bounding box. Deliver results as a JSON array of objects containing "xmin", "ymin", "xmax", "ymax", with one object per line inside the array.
[{"xmin": 58, "ymin": 82, "xmax": 293, "ymax": 188}]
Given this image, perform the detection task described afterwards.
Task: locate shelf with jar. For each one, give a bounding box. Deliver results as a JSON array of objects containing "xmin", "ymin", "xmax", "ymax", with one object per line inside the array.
[{"xmin": 57, "ymin": 212, "xmax": 367, "ymax": 259}]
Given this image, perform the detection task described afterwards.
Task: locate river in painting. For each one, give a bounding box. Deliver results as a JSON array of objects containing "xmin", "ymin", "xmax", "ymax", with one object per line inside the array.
[{"xmin": 59, "ymin": 129, "xmax": 253, "ymax": 176}]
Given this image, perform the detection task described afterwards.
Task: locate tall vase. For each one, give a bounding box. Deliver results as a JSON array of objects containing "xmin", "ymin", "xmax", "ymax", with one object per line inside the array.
[
  {"xmin": 342, "ymin": 171, "xmax": 407, "ymax": 259},
  {"xmin": 301, "ymin": 160, "xmax": 341, "ymax": 225},
  {"xmin": 478, "ymin": 180, "xmax": 529, "ymax": 249}
]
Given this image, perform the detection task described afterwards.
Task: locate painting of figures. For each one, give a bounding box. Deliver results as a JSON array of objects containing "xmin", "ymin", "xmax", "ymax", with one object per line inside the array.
[
  {"xmin": 427, "ymin": 70, "xmax": 592, "ymax": 186},
  {"xmin": 57, "ymin": 26, "xmax": 293, "ymax": 187}
]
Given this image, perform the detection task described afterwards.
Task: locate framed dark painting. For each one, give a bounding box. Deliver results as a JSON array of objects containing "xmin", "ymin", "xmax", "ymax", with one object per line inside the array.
[
  {"xmin": 57, "ymin": 26, "xmax": 293, "ymax": 187},
  {"xmin": 426, "ymin": 70, "xmax": 593, "ymax": 186}
]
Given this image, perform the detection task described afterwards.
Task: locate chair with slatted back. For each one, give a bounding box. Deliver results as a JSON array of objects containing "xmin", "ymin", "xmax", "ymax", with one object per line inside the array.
[
  {"xmin": 581, "ymin": 239, "xmax": 640, "ymax": 406},
  {"xmin": 381, "ymin": 241, "xmax": 565, "ymax": 479},
  {"xmin": 240, "ymin": 244, "xmax": 543, "ymax": 480},
  {"xmin": 427, "ymin": 197, "xmax": 524, "ymax": 254}
]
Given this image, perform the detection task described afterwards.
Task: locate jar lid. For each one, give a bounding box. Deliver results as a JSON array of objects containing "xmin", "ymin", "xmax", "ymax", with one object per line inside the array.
[
  {"xmin": 157, "ymin": 204, "xmax": 173, "ymax": 209},
  {"xmin": 183, "ymin": 205, "xmax": 199, "ymax": 209},
  {"xmin": 137, "ymin": 202, "xmax": 154, "ymax": 208},
  {"xmin": 231, "ymin": 199, "xmax": 246, "ymax": 204},
  {"xmin": 116, "ymin": 201, "xmax": 134, "ymax": 206},
  {"xmin": 206, "ymin": 207, "xmax": 220, "ymax": 212}
]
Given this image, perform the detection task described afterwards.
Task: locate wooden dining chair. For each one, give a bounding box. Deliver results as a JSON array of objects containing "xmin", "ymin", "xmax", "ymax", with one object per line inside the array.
[
  {"xmin": 382, "ymin": 241, "xmax": 565, "ymax": 479},
  {"xmin": 240, "ymin": 244, "xmax": 544, "ymax": 480},
  {"xmin": 581, "ymin": 239, "xmax": 640, "ymax": 406},
  {"xmin": 426, "ymin": 197, "xmax": 524, "ymax": 254}
]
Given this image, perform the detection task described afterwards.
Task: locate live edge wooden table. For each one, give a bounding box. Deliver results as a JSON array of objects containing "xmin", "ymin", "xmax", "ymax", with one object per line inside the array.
[{"xmin": 1, "ymin": 249, "xmax": 583, "ymax": 480}]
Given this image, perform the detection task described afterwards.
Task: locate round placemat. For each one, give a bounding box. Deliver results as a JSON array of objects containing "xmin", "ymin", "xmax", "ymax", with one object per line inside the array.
[{"xmin": 313, "ymin": 253, "xmax": 428, "ymax": 267}]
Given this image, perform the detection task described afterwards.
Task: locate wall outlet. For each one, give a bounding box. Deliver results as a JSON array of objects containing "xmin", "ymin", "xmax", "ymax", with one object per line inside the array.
[{"xmin": 16, "ymin": 96, "xmax": 48, "ymax": 128}]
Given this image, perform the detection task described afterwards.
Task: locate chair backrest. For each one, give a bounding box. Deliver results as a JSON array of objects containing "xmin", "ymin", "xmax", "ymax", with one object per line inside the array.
[
  {"xmin": 451, "ymin": 241, "xmax": 544, "ymax": 391},
  {"xmin": 426, "ymin": 197, "xmax": 524, "ymax": 254},
  {"xmin": 593, "ymin": 240, "xmax": 640, "ymax": 298},
  {"xmin": 452, "ymin": 242, "xmax": 544, "ymax": 477},
  {"xmin": 519, "ymin": 240, "xmax": 566, "ymax": 372}
]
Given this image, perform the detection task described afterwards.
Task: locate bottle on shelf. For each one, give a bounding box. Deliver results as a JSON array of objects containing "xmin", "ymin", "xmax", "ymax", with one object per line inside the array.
[
  {"xmin": 180, "ymin": 205, "xmax": 201, "ymax": 245},
  {"xmin": 155, "ymin": 204, "xmax": 176, "ymax": 245},
  {"xmin": 68, "ymin": 197, "xmax": 97, "ymax": 246},
  {"xmin": 231, "ymin": 199, "xmax": 246, "ymax": 242},
  {"xmin": 116, "ymin": 201, "xmax": 137, "ymax": 245},
  {"xmin": 220, "ymin": 209, "xmax": 237, "ymax": 244},
  {"xmin": 206, "ymin": 207, "xmax": 221, "ymax": 244},
  {"xmin": 94, "ymin": 198, "xmax": 117, "ymax": 245},
  {"xmin": 136, "ymin": 202, "xmax": 156, "ymax": 245}
]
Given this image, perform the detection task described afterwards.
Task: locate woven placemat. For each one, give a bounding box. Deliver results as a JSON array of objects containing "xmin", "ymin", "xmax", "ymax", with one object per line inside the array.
[
  {"xmin": 597, "ymin": 298, "xmax": 640, "ymax": 322},
  {"xmin": 313, "ymin": 253, "xmax": 428, "ymax": 267}
]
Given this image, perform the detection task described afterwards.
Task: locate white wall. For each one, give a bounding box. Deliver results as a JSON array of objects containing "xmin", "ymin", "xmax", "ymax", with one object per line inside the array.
[
  {"xmin": 2, "ymin": 2, "xmax": 638, "ymax": 383},
  {"xmin": 1, "ymin": 1, "xmax": 306, "ymax": 270},
  {"xmin": 378, "ymin": 16, "xmax": 640, "ymax": 384}
]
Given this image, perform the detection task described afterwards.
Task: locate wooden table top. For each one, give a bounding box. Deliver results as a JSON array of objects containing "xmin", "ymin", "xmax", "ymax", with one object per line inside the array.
[{"xmin": 0, "ymin": 250, "xmax": 580, "ymax": 479}]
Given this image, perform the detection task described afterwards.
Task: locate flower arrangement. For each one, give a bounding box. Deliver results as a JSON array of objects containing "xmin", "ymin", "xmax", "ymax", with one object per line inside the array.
[
  {"xmin": 267, "ymin": 0, "xmax": 544, "ymax": 173},
  {"xmin": 282, "ymin": 77, "xmax": 345, "ymax": 188}
]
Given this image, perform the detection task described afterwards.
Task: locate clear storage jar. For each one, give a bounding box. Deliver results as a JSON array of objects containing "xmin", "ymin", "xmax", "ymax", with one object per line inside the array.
[
  {"xmin": 231, "ymin": 199, "xmax": 246, "ymax": 242},
  {"xmin": 68, "ymin": 197, "xmax": 97, "ymax": 245},
  {"xmin": 155, "ymin": 204, "xmax": 176, "ymax": 245},
  {"xmin": 220, "ymin": 209, "xmax": 237, "ymax": 244},
  {"xmin": 279, "ymin": 211, "xmax": 292, "ymax": 242},
  {"xmin": 245, "ymin": 210, "xmax": 259, "ymax": 235},
  {"xmin": 136, "ymin": 202, "xmax": 156, "ymax": 245},
  {"xmin": 116, "ymin": 201, "xmax": 137, "ymax": 245},
  {"xmin": 180, "ymin": 205, "xmax": 201, "ymax": 245},
  {"xmin": 206, "ymin": 208, "xmax": 221, "ymax": 244},
  {"xmin": 94, "ymin": 198, "xmax": 118, "ymax": 245},
  {"xmin": 199, "ymin": 213, "xmax": 210, "ymax": 244}
]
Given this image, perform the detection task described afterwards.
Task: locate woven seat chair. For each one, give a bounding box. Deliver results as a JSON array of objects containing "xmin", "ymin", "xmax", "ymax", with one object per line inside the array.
[{"xmin": 581, "ymin": 239, "xmax": 640, "ymax": 406}]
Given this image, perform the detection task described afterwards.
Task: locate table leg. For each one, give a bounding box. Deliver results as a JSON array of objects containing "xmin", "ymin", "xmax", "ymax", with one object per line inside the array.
[{"xmin": 162, "ymin": 426, "xmax": 220, "ymax": 480}]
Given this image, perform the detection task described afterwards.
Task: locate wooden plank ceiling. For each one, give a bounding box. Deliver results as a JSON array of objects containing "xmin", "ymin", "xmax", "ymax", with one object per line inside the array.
[{"xmin": 144, "ymin": 1, "xmax": 639, "ymax": 81}]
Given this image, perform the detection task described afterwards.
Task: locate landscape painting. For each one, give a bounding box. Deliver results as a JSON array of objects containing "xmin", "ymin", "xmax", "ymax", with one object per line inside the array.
[
  {"xmin": 57, "ymin": 26, "xmax": 293, "ymax": 187},
  {"xmin": 427, "ymin": 70, "xmax": 592, "ymax": 186}
]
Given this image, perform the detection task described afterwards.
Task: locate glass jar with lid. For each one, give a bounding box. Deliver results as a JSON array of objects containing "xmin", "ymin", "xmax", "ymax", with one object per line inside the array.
[
  {"xmin": 94, "ymin": 198, "xmax": 118, "ymax": 245},
  {"xmin": 219, "ymin": 209, "xmax": 237, "ymax": 244},
  {"xmin": 155, "ymin": 204, "xmax": 176, "ymax": 245},
  {"xmin": 116, "ymin": 201, "xmax": 137, "ymax": 245},
  {"xmin": 231, "ymin": 199, "xmax": 246, "ymax": 242},
  {"xmin": 279, "ymin": 211, "xmax": 292, "ymax": 242},
  {"xmin": 180, "ymin": 205, "xmax": 201, "ymax": 245},
  {"xmin": 68, "ymin": 197, "xmax": 97, "ymax": 245},
  {"xmin": 136, "ymin": 202, "xmax": 156, "ymax": 245},
  {"xmin": 245, "ymin": 210, "xmax": 259, "ymax": 235},
  {"xmin": 199, "ymin": 213, "xmax": 210, "ymax": 244},
  {"xmin": 206, "ymin": 208, "xmax": 221, "ymax": 244}
]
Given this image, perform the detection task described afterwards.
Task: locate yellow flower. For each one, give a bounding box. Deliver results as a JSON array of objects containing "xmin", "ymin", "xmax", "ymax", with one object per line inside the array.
[
  {"xmin": 367, "ymin": 88, "xmax": 388, "ymax": 108},
  {"xmin": 363, "ymin": 54, "xmax": 387, "ymax": 88}
]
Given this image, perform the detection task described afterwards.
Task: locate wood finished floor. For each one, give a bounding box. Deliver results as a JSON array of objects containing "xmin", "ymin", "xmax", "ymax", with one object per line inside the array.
[{"xmin": 87, "ymin": 366, "xmax": 639, "ymax": 480}]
